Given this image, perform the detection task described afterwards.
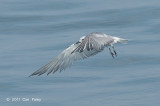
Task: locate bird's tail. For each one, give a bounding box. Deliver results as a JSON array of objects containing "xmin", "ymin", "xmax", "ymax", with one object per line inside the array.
[
  {"xmin": 112, "ymin": 37, "xmax": 128, "ymax": 44},
  {"xmin": 119, "ymin": 38, "xmax": 128, "ymax": 44}
]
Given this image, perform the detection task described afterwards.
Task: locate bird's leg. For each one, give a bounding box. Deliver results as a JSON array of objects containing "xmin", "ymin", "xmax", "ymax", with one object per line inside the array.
[
  {"xmin": 112, "ymin": 46, "xmax": 117, "ymax": 56},
  {"xmin": 109, "ymin": 48, "xmax": 114, "ymax": 58}
]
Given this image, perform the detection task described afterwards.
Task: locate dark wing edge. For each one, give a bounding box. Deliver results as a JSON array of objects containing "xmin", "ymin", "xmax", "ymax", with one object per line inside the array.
[
  {"xmin": 71, "ymin": 37, "xmax": 99, "ymax": 54},
  {"xmin": 29, "ymin": 35, "xmax": 109, "ymax": 77}
]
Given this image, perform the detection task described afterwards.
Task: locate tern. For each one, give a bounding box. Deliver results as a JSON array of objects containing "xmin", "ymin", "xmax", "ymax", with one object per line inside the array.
[{"xmin": 30, "ymin": 32, "xmax": 127, "ymax": 76}]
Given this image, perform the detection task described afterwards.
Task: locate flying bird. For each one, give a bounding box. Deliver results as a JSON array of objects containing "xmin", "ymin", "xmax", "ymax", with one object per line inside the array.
[{"xmin": 30, "ymin": 32, "xmax": 127, "ymax": 76}]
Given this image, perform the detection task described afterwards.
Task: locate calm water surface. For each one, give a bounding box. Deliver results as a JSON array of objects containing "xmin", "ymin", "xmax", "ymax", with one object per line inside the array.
[{"xmin": 0, "ymin": 0, "xmax": 160, "ymax": 106}]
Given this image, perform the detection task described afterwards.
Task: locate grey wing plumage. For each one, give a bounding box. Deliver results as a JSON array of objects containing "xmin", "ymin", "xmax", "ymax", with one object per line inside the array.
[
  {"xmin": 71, "ymin": 32, "xmax": 114, "ymax": 54},
  {"xmin": 29, "ymin": 32, "xmax": 114, "ymax": 76},
  {"xmin": 29, "ymin": 43, "xmax": 101, "ymax": 76}
]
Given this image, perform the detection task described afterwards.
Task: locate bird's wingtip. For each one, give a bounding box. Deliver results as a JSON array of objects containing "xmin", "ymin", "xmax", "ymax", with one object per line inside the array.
[
  {"xmin": 28, "ymin": 74, "xmax": 33, "ymax": 77},
  {"xmin": 28, "ymin": 73, "xmax": 35, "ymax": 77}
]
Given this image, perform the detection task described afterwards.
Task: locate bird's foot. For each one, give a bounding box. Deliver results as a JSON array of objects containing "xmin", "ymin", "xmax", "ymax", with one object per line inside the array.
[
  {"xmin": 111, "ymin": 52, "xmax": 114, "ymax": 58},
  {"xmin": 113, "ymin": 50, "xmax": 117, "ymax": 56},
  {"xmin": 112, "ymin": 46, "xmax": 117, "ymax": 57},
  {"xmin": 109, "ymin": 48, "xmax": 114, "ymax": 58}
]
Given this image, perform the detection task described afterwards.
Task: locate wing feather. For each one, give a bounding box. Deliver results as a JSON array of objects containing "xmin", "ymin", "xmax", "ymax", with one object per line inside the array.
[{"xmin": 29, "ymin": 32, "xmax": 114, "ymax": 76}]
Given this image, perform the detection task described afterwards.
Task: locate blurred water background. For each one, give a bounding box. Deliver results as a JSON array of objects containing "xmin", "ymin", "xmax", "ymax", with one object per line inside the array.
[{"xmin": 0, "ymin": 0, "xmax": 160, "ymax": 106}]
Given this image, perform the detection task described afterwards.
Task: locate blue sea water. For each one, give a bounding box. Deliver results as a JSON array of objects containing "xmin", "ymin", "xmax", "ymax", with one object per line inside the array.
[{"xmin": 0, "ymin": 0, "xmax": 160, "ymax": 106}]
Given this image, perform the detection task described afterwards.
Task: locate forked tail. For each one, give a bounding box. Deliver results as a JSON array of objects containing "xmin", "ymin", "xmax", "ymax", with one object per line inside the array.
[
  {"xmin": 112, "ymin": 37, "xmax": 128, "ymax": 44},
  {"xmin": 119, "ymin": 38, "xmax": 128, "ymax": 43}
]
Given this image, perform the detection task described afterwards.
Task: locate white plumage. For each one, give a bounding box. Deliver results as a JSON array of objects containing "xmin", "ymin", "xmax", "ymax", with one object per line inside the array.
[{"xmin": 30, "ymin": 32, "xmax": 127, "ymax": 76}]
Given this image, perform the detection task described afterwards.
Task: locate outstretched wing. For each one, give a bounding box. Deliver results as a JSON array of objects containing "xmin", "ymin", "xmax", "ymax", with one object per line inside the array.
[
  {"xmin": 29, "ymin": 32, "xmax": 114, "ymax": 76},
  {"xmin": 29, "ymin": 42, "xmax": 103, "ymax": 76}
]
